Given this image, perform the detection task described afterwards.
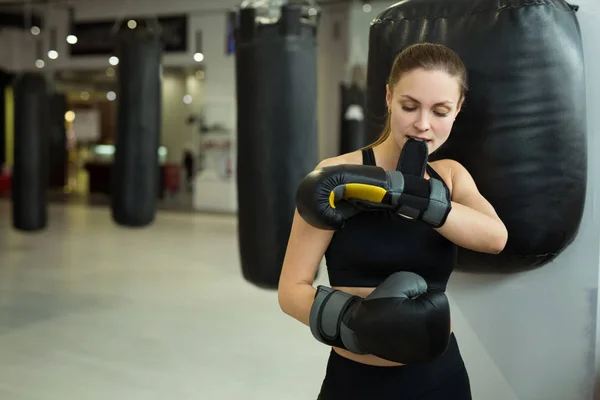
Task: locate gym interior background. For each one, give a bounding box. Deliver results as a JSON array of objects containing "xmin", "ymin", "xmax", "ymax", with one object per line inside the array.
[{"xmin": 0, "ymin": 0, "xmax": 598, "ymax": 399}]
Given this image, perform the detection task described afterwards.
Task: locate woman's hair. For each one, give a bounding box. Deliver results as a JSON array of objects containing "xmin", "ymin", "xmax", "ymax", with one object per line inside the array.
[{"xmin": 367, "ymin": 42, "xmax": 468, "ymax": 148}]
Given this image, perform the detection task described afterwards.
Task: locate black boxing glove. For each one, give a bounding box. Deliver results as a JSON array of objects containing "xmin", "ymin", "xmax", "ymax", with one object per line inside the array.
[
  {"xmin": 295, "ymin": 163, "xmax": 403, "ymax": 230},
  {"xmin": 309, "ymin": 271, "xmax": 451, "ymax": 364},
  {"xmin": 295, "ymin": 166, "xmax": 451, "ymax": 230},
  {"xmin": 295, "ymin": 139, "xmax": 451, "ymax": 230},
  {"xmin": 350, "ymin": 271, "xmax": 451, "ymax": 363}
]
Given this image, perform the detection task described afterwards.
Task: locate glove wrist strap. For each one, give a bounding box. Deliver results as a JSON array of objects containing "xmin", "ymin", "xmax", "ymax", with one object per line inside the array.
[
  {"xmin": 309, "ymin": 286, "xmax": 367, "ymax": 354},
  {"xmin": 393, "ymin": 176, "xmax": 452, "ymax": 228},
  {"xmin": 421, "ymin": 179, "xmax": 452, "ymax": 228}
]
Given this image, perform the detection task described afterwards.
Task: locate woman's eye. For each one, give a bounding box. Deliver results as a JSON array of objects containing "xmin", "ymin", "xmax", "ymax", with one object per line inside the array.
[{"xmin": 401, "ymin": 105, "xmax": 449, "ymax": 117}]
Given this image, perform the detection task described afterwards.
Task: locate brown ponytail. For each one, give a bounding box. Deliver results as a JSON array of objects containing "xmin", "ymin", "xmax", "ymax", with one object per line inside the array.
[{"xmin": 368, "ymin": 114, "xmax": 392, "ymax": 148}]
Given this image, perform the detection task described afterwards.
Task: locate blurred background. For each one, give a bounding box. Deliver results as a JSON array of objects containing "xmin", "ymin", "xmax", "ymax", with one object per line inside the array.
[
  {"xmin": 0, "ymin": 0, "xmax": 383, "ymax": 213},
  {"xmin": 0, "ymin": 1, "xmax": 598, "ymax": 399},
  {"xmin": 0, "ymin": 1, "xmax": 391, "ymax": 399}
]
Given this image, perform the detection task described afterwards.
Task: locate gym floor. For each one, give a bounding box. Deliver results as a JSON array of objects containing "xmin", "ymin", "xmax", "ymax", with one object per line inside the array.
[{"xmin": 0, "ymin": 200, "xmax": 330, "ymax": 399}]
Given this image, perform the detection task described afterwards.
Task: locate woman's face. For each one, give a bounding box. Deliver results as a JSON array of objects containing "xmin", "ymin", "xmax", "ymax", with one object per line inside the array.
[{"xmin": 386, "ymin": 68, "xmax": 463, "ymax": 154}]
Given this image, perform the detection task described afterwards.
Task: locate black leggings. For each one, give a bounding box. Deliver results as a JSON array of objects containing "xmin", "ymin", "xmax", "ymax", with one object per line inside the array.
[{"xmin": 317, "ymin": 333, "xmax": 472, "ymax": 400}]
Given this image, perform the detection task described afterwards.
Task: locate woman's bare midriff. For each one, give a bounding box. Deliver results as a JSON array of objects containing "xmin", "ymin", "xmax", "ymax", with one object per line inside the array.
[{"xmin": 331, "ymin": 285, "xmax": 453, "ymax": 367}]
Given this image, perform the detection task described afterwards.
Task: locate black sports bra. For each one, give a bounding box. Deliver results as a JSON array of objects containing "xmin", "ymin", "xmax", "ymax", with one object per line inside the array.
[{"xmin": 323, "ymin": 148, "xmax": 457, "ymax": 291}]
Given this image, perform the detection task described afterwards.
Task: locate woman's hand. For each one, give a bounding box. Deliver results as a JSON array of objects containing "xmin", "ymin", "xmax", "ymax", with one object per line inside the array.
[{"xmin": 433, "ymin": 160, "xmax": 508, "ymax": 254}]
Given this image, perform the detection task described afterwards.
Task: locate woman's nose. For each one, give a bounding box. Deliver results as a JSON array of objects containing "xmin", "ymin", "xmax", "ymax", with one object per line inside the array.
[{"xmin": 413, "ymin": 112, "xmax": 431, "ymax": 132}]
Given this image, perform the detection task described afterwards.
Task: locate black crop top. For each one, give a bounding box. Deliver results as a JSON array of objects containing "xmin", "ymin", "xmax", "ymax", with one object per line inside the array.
[{"xmin": 324, "ymin": 148, "xmax": 457, "ymax": 291}]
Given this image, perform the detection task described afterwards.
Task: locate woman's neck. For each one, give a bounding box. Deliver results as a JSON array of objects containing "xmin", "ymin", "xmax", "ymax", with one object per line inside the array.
[{"xmin": 372, "ymin": 137, "xmax": 402, "ymax": 171}]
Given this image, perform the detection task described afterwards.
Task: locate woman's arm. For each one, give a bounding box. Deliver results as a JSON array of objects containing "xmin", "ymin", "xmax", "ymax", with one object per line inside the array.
[
  {"xmin": 433, "ymin": 160, "xmax": 508, "ymax": 254},
  {"xmin": 278, "ymin": 157, "xmax": 345, "ymax": 325},
  {"xmin": 278, "ymin": 209, "xmax": 334, "ymax": 326}
]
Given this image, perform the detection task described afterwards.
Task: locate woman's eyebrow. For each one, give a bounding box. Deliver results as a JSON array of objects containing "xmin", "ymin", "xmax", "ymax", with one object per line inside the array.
[{"xmin": 400, "ymin": 95, "xmax": 454, "ymax": 106}]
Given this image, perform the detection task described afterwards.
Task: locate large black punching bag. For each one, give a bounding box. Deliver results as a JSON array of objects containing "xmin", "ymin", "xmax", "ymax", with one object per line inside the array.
[
  {"xmin": 366, "ymin": 0, "xmax": 586, "ymax": 272},
  {"xmin": 235, "ymin": 2, "xmax": 319, "ymax": 289},
  {"xmin": 12, "ymin": 73, "xmax": 48, "ymax": 231},
  {"xmin": 111, "ymin": 26, "xmax": 162, "ymax": 227}
]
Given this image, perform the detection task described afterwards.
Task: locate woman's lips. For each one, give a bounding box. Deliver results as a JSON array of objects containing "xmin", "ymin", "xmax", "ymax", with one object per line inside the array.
[{"xmin": 406, "ymin": 135, "xmax": 432, "ymax": 142}]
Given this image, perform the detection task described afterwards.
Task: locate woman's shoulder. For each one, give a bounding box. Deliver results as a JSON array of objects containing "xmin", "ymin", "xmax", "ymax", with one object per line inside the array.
[
  {"xmin": 430, "ymin": 158, "xmax": 470, "ymax": 177},
  {"xmin": 428, "ymin": 159, "xmax": 461, "ymax": 193},
  {"xmin": 315, "ymin": 150, "xmax": 363, "ymax": 169},
  {"xmin": 429, "ymin": 158, "xmax": 473, "ymax": 192}
]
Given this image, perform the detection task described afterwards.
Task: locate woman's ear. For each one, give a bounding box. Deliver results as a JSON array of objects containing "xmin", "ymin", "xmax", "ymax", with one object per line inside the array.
[{"xmin": 456, "ymin": 96, "xmax": 464, "ymax": 115}]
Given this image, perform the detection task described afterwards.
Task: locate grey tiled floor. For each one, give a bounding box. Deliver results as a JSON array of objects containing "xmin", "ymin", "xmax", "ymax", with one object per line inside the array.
[{"xmin": 0, "ymin": 200, "xmax": 329, "ymax": 399}]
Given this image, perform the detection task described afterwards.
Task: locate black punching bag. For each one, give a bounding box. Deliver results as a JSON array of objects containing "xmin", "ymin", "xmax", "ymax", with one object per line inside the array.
[
  {"xmin": 12, "ymin": 73, "xmax": 48, "ymax": 231},
  {"xmin": 366, "ymin": 0, "xmax": 586, "ymax": 272},
  {"xmin": 111, "ymin": 26, "xmax": 162, "ymax": 227},
  {"xmin": 235, "ymin": 3, "xmax": 319, "ymax": 289}
]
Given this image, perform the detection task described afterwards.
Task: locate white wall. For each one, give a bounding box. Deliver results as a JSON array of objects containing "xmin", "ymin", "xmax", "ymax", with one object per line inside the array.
[
  {"xmin": 582, "ymin": 1, "xmax": 600, "ymax": 397},
  {"xmin": 161, "ymin": 72, "xmax": 204, "ymax": 164}
]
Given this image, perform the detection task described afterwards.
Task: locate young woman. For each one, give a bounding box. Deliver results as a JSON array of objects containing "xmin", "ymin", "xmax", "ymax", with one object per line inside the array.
[{"xmin": 278, "ymin": 43, "xmax": 508, "ymax": 399}]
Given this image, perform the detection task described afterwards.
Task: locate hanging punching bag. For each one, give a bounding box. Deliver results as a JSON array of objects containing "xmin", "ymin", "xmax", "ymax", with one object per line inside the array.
[
  {"xmin": 235, "ymin": 2, "xmax": 320, "ymax": 289},
  {"xmin": 12, "ymin": 73, "xmax": 49, "ymax": 231},
  {"xmin": 111, "ymin": 26, "xmax": 162, "ymax": 227},
  {"xmin": 366, "ymin": 0, "xmax": 586, "ymax": 272}
]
